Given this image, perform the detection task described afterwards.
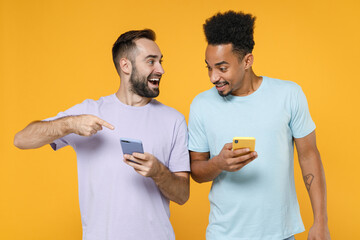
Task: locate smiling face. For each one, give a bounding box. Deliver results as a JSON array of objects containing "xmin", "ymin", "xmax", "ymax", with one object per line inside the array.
[
  {"xmin": 129, "ymin": 38, "xmax": 164, "ymax": 98},
  {"xmin": 205, "ymin": 44, "xmax": 247, "ymax": 97}
]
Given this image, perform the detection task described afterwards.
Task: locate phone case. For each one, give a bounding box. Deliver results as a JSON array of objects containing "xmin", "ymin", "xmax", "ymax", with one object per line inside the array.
[
  {"xmin": 232, "ymin": 137, "xmax": 256, "ymax": 151},
  {"xmin": 120, "ymin": 138, "xmax": 144, "ymax": 155}
]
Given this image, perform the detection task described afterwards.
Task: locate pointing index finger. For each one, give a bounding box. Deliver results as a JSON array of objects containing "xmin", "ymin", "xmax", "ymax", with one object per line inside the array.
[{"xmin": 97, "ymin": 118, "xmax": 115, "ymax": 130}]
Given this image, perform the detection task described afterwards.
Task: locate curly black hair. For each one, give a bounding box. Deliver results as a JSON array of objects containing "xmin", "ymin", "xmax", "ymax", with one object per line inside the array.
[{"xmin": 203, "ymin": 11, "xmax": 256, "ymax": 58}]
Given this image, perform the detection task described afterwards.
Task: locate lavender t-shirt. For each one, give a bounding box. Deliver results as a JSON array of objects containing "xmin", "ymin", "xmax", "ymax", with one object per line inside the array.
[{"xmin": 46, "ymin": 94, "xmax": 190, "ymax": 240}]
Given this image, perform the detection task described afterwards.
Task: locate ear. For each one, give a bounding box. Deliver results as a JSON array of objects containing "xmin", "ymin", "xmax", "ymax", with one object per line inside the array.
[
  {"xmin": 243, "ymin": 53, "xmax": 254, "ymax": 70},
  {"xmin": 119, "ymin": 58, "xmax": 132, "ymax": 75}
]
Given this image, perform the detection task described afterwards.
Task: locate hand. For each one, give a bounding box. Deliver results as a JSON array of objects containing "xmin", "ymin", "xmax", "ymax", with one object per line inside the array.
[
  {"xmin": 213, "ymin": 143, "xmax": 257, "ymax": 172},
  {"xmin": 308, "ymin": 222, "xmax": 331, "ymax": 240},
  {"xmin": 69, "ymin": 115, "xmax": 115, "ymax": 136},
  {"xmin": 123, "ymin": 152, "xmax": 162, "ymax": 178}
]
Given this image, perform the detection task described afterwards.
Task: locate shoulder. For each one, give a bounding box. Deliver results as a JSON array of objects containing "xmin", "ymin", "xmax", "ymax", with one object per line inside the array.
[
  {"xmin": 84, "ymin": 94, "xmax": 115, "ymax": 106},
  {"xmin": 264, "ymin": 76, "xmax": 303, "ymax": 95},
  {"xmin": 64, "ymin": 94, "xmax": 115, "ymax": 114},
  {"xmin": 191, "ymin": 87, "xmax": 218, "ymax": 107},
  {"xmin": 265, "ymin": 76, "xmax": 300, "ymax": 89}
]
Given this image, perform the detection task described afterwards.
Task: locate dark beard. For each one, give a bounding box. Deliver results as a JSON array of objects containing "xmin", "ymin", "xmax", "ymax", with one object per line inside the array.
[
  {"xmin": 218, "ymin": 90, "xmax": 231, "ymax": 97},
  {"xmin": 214, "ymin": 81, "xmax": 231, "ymax": 97},
  {"xmin": 129, "ymin": 65, "xmax": 159, "ymax": 98}
]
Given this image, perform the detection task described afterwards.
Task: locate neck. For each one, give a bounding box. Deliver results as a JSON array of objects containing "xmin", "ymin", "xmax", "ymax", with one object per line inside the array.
[
  {"xmin": 115, "ymin": 81, "xmax": 152, "ymax": 107},
  {"xmin": 232, "ymin": 68, "xmax": 262, "ymax": 97}
]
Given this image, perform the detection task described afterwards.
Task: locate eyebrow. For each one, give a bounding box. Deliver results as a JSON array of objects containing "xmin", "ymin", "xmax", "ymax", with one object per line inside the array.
[
  {"xmin": 214, "ymin": 61, "xmax": 229, "ymax": 66},
  {"xmin": 145, "ymin": 55, "xmax": 163, "ymax": 60},
  {"xmin": 205, "ymin": 60, "xmax": 229, "ymax": 66}
]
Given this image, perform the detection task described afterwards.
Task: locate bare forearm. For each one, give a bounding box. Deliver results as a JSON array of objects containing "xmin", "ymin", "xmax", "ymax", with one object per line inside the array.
[
  {"xmin": 14, "ymin": 117, "xmax": 73, "ymax": 149},
  {"xmin": 191, "ymin": 156, "xmax": 222, "ymax": 183},
  {"xmin": 299, "ymin": 152, "xmax": 328, "ymax": 223},
  {"xmin": 152, "ymin": 164, "xmax": 189, "ymax": 205}
]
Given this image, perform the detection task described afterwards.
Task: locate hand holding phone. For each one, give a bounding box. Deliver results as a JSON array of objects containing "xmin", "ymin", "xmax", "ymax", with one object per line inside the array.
[
  {"xmin": 214, "ymin": 139, "xmax": 257, "ymax": 172},
  {"xmin": 232, "ymin": 137, "xmax": 256, "ymax": 152},
  {"xmin": 121, "ymin": 138, "xmax": 162, "ymax": 178}
]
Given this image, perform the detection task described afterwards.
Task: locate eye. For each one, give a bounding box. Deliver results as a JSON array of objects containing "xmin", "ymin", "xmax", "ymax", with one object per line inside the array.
[
  {"xmin": 220, "ymin": 67, "xmax": 227, "ymax": 72},
  {"xmin": 159, "ymin": 59, "xmax": 163, "ymax": 64},
  {"xmin": 206, "ymin": 65, "xmax": 212, "ymax": 71},
  {"xmin": 148, "ymin": 59, "xmax": 155, "ymax": 65}
]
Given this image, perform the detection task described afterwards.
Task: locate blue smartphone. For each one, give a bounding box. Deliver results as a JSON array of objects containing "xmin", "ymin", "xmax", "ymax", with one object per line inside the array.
[{"xmin": 120, "ymin": 138, "xmax": 144, "ymax": 155}]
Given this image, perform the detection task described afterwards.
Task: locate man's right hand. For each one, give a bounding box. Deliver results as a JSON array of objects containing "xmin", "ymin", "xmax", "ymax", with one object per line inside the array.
[
  {"xmin": 14, "ymin": 114, "xmax": 115, "ymax": 149},
  {"xmin": 69, "ymin": 115, "xmax": 115, "ymax": 136},
  {"xmin": 213, "ymin": 143, "xmax": 258, "ymax": 172}
]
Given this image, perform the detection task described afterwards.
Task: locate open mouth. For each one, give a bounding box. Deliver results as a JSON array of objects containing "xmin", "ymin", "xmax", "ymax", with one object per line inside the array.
[
  {"xmin": 148, "ymin": 77, "xmax": 160, "ymax": 87},
  {"xmin": 215, "ymin": 81, "xmax": 228, "ymax": 91}
]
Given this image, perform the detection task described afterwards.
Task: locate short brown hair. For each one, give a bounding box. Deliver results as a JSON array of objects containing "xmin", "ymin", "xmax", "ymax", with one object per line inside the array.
[{"xmin": 112, "ymin": 29, "xmax": 156, "ymax": 74}]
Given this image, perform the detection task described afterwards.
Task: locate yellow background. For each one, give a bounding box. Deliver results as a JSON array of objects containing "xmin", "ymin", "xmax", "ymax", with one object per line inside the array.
[{"xmin": 1, "ymin": 0, "xmax": 359, "ymax": 239}]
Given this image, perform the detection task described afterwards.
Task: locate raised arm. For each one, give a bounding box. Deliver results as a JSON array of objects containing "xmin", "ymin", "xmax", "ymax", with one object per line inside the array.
[
  {"xmin": 295, "ymin": 130, "xmax": 331, "ymax": 240},
  {"xmin": 190, "ymin": 143, "xmax": 258, "ymax": 183},
  {"xmin": 14, "ymin": 115, "xmax": 114, "ymax": 149}
]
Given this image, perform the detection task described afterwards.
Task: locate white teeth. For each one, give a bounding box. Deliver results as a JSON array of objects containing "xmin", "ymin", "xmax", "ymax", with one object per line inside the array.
[
  {"xmin": 215, "ymin": 82, "xmax": 228, "ymax": 87},
  {"xmin": 149, "ymin": 79, "xmax": 159, "ymax": 81}
]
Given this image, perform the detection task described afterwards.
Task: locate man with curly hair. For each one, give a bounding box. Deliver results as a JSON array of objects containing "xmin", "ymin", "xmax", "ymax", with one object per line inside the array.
[{"xmin": 188, "ymin": 11, "xmax": 330, "ymax": 240}]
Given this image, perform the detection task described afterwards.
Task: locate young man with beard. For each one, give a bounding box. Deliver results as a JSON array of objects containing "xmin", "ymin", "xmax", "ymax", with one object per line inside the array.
[
  {"xmin": 14, "ymin": 29, "xmax": 190, "ymax": 240},
  {"xmin": 188, "ymin": 11, "xmax": 330, "ymax": 240}
]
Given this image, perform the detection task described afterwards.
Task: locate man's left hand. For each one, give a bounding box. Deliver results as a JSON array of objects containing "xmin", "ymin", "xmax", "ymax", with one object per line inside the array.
[
  {"xmin": 123, "ymin": 152, "xmax": 161, "ymax": 178},
  {"xmin": 308, "ymin": 222, "xmax": 331, "ymax": 240}
]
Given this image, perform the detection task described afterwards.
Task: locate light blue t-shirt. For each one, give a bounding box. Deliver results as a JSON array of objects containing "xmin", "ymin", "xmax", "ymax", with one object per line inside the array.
[
  {"xmin": 188, "ymin": 76, "xmax": 315, "ymax": 240},
  {"xmin": 46, "ymin": 94, "xmax": 190, "ymax": 240}
]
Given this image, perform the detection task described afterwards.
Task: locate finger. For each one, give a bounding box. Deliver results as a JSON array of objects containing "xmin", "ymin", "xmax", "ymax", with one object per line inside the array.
[
  {"xmin": 82, "ymin": 132, "xmax": 92, "ymax": 137},
  {"xmin": 124, "ymin": 158, "xmax": 145, "ymax": 169},
  {"xmin": 126, "ymin": 154, "xmax": 149, "ymax": 165},
  {"xmin": 233, "ymin": 151, "xmax": 257, "ymax": 164},
  {"xmin": 232, "ymin": 156, "xmax": 257, "ymax": 171},
  {"xmin": 224, "ymin": 143, "xmax": 233, "ymax": 150},
  {"xmin": 97, "ymin": 118, "xmax": 115, "ymax": 130},
  {"xmin": 123, "ymin": 153, "xmax": 135, "ymax": 161},
  {"xmin": 124, "ymin": 156, "xmax": 142, "ymax": 165},
  {"xmin": 89, "ymin": 129, "xmax": 97, "ymax": 135},
  {"xmin": 133, "ymin": 168, "xmax": 150, "ymax": 177},
  {"xmin": 132, "ymin": 152, "xmax": 146, "ymax": 160},
  {"xmin": 93, "ymin": 123, "xmax": 103, "ymax": 132},
  {"xmin": 233, "ymin": 148, "xmax": 251, "ymax": 156},
  {"xmin": 232, "ymin": 159, "xmax": 254, "ymax": 171},
  {"xmin": 124, "ymin": 158, "xmax": 151, "ymax": 175}
]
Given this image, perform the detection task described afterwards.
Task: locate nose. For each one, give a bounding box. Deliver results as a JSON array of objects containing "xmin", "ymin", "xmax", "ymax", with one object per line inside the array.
[
  {"xmin": 209, "ymin": 70, "xmax": 220, "ymax": 83},
  {"xmin": 155, "ymin": 62, "xmax": 165, "ymax": 75}
]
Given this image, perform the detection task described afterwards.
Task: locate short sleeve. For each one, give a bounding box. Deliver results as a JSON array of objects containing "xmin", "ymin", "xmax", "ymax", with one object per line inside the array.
[
  {"xmin": 290, "ymin": 85, "xmax": 316, "ymax": 138},
  {"xmin": 168, "ymin": 118, "xmax": 190, "ymax": 172},
  {"xmin": 188, "ymin": 100, "xmax": 209, "ymax": 152},
  {"xmin": 43, "ymin": 100, "xmax": 91, "ymax": 151}
]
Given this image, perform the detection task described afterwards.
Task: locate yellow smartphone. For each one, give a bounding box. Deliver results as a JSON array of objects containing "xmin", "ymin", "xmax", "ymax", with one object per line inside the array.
[{"xmin": 232, "ymin": 137, "xmax": 256, "ymax": 151}]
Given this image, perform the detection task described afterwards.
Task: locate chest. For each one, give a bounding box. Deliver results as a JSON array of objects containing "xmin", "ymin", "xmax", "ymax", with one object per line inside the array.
[
  {"xmin": 73, "ymin": 108, "xmax": 176, "ymax": 167},
  {"xmin": 202, "ymin": 97, "xmax": 292, "ymax": 156}
]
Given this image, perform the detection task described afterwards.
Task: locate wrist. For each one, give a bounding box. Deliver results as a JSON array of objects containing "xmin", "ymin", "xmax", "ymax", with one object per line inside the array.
[
  {"xmin": 314, "ymin": 215, "xmax": 328, "ymax": 225},
  {"xmin": 150, "ymin": 160, "xmax": 167, "ymax": 182},
  {"xmin": 61, "ymin": 116, "xmax": 76, "ymax": 135},
  {"xmin": 210, "ymin": 155, "xmax": 223, "ymax": 171}
]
